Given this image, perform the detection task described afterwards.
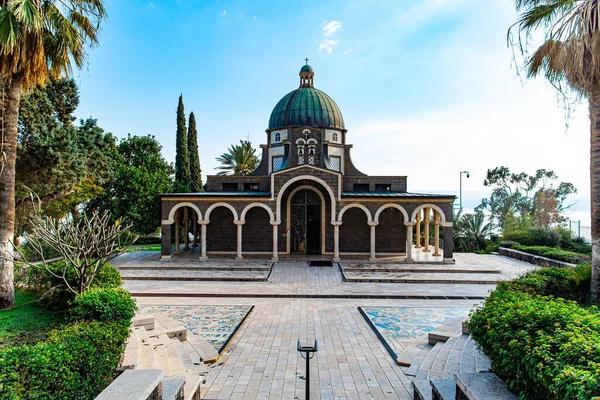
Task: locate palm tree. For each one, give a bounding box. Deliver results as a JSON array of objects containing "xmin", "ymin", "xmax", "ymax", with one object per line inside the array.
[
  {"xmin": 510, "ymin": 0, "xmax": 600, "ymax": 302},
  {"xmin": 0, "ymin": 0, "xmax": 106, "ymax": 308},
  {"xmin": 215, "ymin": 139, "xmax": 259, "ymax": 176},
  {"xmin": 454, "ymin": 212, "xmax": 493, "ymax": 252}
]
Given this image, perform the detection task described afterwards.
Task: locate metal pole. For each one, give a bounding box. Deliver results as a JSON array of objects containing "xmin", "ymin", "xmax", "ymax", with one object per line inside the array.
[
  {"xmin": 306, "ymin": 350, "xmax": 310, "ymax": 399},
  {"xmin": 298, "ymin": 340, "xmax": 318, "ymax": 400},
  {"xmin": 459, "ymin": 172, "xmax": 462, "ymax": 212}
]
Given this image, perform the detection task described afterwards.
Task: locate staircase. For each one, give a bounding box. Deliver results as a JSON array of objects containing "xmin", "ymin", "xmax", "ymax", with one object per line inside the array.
[{"xmin": 106, "ymin": 313, "xmax": 219, "ymax": 400}]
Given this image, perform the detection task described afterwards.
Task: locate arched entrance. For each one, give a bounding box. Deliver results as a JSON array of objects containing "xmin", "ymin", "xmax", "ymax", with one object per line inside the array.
[{"xmin": 290, "ymin": 189, "xmax": 322, "ymax": 254}]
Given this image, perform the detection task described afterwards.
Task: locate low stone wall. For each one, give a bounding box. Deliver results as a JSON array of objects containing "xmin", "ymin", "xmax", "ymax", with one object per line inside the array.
[{"xmin": 498, "ymin": 247, "xmax": 576, "ymax": 268}]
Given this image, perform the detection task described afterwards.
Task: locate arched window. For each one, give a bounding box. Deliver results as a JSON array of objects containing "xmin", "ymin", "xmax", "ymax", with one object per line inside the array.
[
  {"xmin": 308, "ymin": 147, "xmax": 315, "ymax": 155},
  {"xmin": 332, "ymin": 132, "xmax": 339, "ymax": 142},
  {"xmin": 298, "ymin": 145, "xmax": 304, "ymax": 155},
  {"xmin": 274, "ymin": 132, "xmax": 281, "ymax": 142}
]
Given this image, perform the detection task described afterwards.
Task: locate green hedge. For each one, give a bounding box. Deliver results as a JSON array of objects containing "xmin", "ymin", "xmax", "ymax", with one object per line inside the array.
[
  {"xmin": 70, "ymin": 287, "xmax": 137, "ymax": 322},
  {"xmin": 503, "ymin": 228, "xmax": 560, "ymax": 247},
  {"xmin": 468, "ymin": 266, "xmax": 599, "ymax": 399},
  {"xmin": 516, "ymin": 245, "xmax": 591, "ymax": 265},
  {"xmin": 0, "ymin": 321, "xmax": 130, "ymax": 399}
]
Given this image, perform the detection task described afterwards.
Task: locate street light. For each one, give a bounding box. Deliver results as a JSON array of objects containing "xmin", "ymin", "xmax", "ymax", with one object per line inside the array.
[{"xmin": 459, "ymin": 171, "xmax": 470, "ymax": 212}]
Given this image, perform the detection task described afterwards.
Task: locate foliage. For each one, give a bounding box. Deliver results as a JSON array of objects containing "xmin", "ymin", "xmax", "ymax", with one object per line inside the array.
[
  {"xmin": 86, "ymin": 134, "xmax": 174, "ymax": 235},
  {"xmin": 468, "ymin": 281, "xmax": 600, "ymax": 399},
  {"xmin": 70, "ymin": 288, "xmax": 137, "ymax": 323},
  {"xmin": 534, "ymin": 190, "xmax": 562, "ymax": 227},
  {"xmin": 516, "ymin": 245, "xmax": 591, "ymax": 265},
  {"xmin": 453, "ymin": 211, "xmax": 492, "ymax": 252},
  {"xmin": 215, "ymin": 139, "xmax": 260, "ymax": 176},
  {"xmin": 0, "ymin": 321, "xmax": 130, "ymax": 400},
  {"xmin": 174, "ymin": 95, "xmax": 191, "ymax": 192},
  {"xmin": 499, "ymin": 240, "xmax": 521, "ymax": 249},
  {"xmin": 476, "ymin": 166, "xmax": 576, "ymax": 231},
  {"xmin": 557, "ymin": 228, "xmax": 592, "ymax": 255},
  {"xmin": 187, "ymin": 112, "xmax": 203, "ymax": 192},
  {"xmin": 503, "ymin": 227, "xmax": 561, "ymax": 247},
  {"xmin": 0, "ymin": 290, "xmax": 65, "ymax": 348},
  {"xmin": 15, "ymin": 211, "xmax": 136, "ymax": 295}
]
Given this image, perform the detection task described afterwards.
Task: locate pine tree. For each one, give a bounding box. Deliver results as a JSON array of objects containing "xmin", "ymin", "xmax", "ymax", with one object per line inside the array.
[
  {"xmin": 187, "ymin": 112, "xmax": 203, "ymax": 192},
  {"xmin": 174, "ymin": 95, "xmax": 191, "ymax": 192}
]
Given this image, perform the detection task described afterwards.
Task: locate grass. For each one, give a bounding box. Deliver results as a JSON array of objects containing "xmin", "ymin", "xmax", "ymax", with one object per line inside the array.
[
  {"xmin": 125, "ymin": 244, "xmax": 161, "ymax": 252},
  {"xmin": 0, "ymin": 290, "xmax": 66, "ymax": 348}
]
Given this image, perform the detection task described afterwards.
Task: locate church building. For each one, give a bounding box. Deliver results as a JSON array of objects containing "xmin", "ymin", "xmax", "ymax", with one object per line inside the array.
[{"xmin": 160, "ymin": 63, "xmax": 455, "ymax": 262}]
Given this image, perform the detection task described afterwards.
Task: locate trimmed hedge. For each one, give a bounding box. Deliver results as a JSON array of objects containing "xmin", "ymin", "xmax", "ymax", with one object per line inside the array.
[
  {"xmin": 70, "ymin": 287, "xmax": 137, "ymax": 322},
  {"xmin": 0, "ymin": 321, "xmax": 130, "ymax": 399},
  {"xmin": 468, "ymin": 266, "xmax": 599, "ymax": 399},
  {"xmin": 503, "ymin": 227, "xmax": 560, "ymax": 247},
  {"xmin": 516, "ymin": 245, "xmax": 591, "ymax": 265}
]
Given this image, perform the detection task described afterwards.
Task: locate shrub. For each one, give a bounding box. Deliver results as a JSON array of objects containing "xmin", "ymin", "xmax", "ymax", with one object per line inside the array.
[
  {"xmin": 468, "ymin": 291, "xmax": 600, "ymax": 399},
  {"xmin": 0, "ymin": 321, "xmax": 130, "ymax": 399},
  {"xmin": 499, "ymin": 240, "xmax": 520, "ymax": 249},
  {"xmin": 70, "ymin": 287, "xmax": 137, "ymax": 323},
  {"xmin": 503, "ymin": 227, "xmax": 560, "ymax": 247},
  {"xmin": 516, "ymin": 245, "xmax": 591, "ymax": 265}
]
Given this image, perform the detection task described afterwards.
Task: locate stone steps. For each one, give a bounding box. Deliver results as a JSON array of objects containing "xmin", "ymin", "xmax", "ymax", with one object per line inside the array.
[
  {"xmin": 342, "ymin": 264, "xmax": 501, "ymax": 274},
  {"xmin": 120, "ymin": 269, "xmax": 269, "ymax": 281},
  {"xmin": 120, "ymin": 264, "xmax": 271, "ymax": 271},
  {"xmin": 342, "ymin": 271, "xmax": 505, "ymax": 284}
]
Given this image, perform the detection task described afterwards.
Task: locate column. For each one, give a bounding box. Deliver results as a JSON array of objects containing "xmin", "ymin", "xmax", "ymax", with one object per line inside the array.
[
  {"xmin": 332, "ymin": 222, "xmax": 342, "ymax": 262},
  {"xmin": 443, "ymin": 225, "xmax": 454, "ymax": 263},
  {"xmin": 160, "ymin": 223, "xmax": 171, "ymax": 261},
  {"xmin": 183, "ymin": 207, "xmax": 190, "ymax": 251},
  {"xmin": 415, "ymin": 211, "xmax": 422, "ymax": 248},
  {"xmin": 174, "ymin": 209, "xmax": 180, "ymax": 254},
  {"xmin": 271, "ymin": 221, "xmax": 280, "ymax": 261},
  {"xmin": 235, "ymin": 220, "xmax": 244, "ymax": 260},
  {"xmin": 405, "ymin": 223, "xmax": 414, "ymax": 263},
  {"xmin": 199, "ymin": 221, "xmax": 208, "ymax": 260},
  {"xmin": 368, "ymin": 221, "xmax": 378, "ymax": 261},
  {"xmin": 192, "ymin": 213, "xmax": 198, "ymax": 247},
  {"xmin": 423, "ymin": 208, "xmax": 431, "ymax": 252},
  {"xmin": 434, "ymin": 211, "xmax": 441, "ymax": 256}
]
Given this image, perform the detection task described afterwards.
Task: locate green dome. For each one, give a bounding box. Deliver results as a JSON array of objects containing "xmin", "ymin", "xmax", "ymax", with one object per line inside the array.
[
  {"xmin": 300, "ymin": 64, "xmax": 313, "ymax": 73},
  {"xmin": 268, "ymin": 87, "xmax": 345, "ymax": 130}
]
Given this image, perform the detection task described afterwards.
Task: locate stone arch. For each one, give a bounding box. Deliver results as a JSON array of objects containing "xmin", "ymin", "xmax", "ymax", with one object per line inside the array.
[
  {"xmin": 240, "ymin": 203, "xmax": 275, "ymax": 222},
  {"xmin": 338, "ymin": 203, "xmax": 372, "ymax": 223},
  {"xmin": 166, "ymin": 202, "xmax": 202, "ymax": 224},
  {"xmin": 411, "ymin": 203, "xmax": 448, "ymax": 225},
  {"xmin": 374, "ymin": 204, "xmax": 409, "ymax": 223},
  {"xmin": 205, "ymin": 202, "xmax": 239, "ymax": 221},
  {"xmin": 276, "ymin": 175, "xmax": 337, "ymax": 222}
]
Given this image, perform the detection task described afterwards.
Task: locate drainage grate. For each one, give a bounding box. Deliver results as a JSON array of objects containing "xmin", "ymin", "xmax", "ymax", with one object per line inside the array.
[{"xmin": 309, "ymin": 261, "xmax": 333, "ymax": 267}]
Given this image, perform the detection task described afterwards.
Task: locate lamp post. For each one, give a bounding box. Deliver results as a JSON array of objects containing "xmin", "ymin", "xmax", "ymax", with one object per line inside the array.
[{"xmin": 459, "ymin": 171, "xmax": 470, "ymax": 212}]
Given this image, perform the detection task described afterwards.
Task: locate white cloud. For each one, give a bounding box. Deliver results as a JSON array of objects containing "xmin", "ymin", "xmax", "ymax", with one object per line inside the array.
[
  {"xmin": 219, "ymin": 10, "xmax": 227, "ymax": 16},
  {"xmin": 319, "ymin": 39, "xmax": 339, "ymax": 54},
  {"xmin": 343, "ymin": 47, "xmax": 354, "ymax": 55},
  {"xmin": 322, "ymin": 20, "xmax": 342, "ymax": 37}
]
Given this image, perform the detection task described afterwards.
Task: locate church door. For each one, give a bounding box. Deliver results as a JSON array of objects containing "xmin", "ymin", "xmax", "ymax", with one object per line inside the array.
[{"xmin": 290, "ymin": 189, "xmax": 321, "ymax": 255}]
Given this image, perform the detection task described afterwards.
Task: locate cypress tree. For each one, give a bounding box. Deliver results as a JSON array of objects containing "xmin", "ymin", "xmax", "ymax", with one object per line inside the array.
[
  {"xmin": 174, "ymin": 95, "xmax": 191, "ymax": 192},
  {"xmin": 187, "ymin": 112, "xmax": 203, "ymax": 192}
]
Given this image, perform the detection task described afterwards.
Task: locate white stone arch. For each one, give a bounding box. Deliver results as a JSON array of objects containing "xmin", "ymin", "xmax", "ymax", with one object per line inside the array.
[
  {"xmin": 295, "ymin": 138, "xmax": 306, "ymax": 145},
  {"xmin": 276, "ymin": 175, "xmax": 337, "ymax": 222},
  {"xmin": 166, "ymin": 202, "xmax": 202, "ymax": 224},
  {"xmin": 240, "ymin": 203, "xmax": 275, "ymax": 223},
  {"xmin": 374, "ymin": 204, "xmax": 409, "ymax": 223},
  {"xmin": 205, "ymin": 202, "xmax": 239, "ymax": 222},
  {"xmin": 338, "ymin": 203, "xmax": 373, "ymax": 223},
  {"xmin": 286, "ymin": 185, "xmax": 327, "ymax": 255},
  {"xmin": 307, "ymin": 138, "xmax": 317, "ymax": 144},
  {"xmin": 411, "ymin": 203, "xmax": 449, "ymax": 225}
]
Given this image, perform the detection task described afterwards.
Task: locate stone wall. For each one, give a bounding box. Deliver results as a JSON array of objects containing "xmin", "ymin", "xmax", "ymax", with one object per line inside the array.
[
  {"xmin": 206, "ymin": 207, "xmax": 236, "ymax": 251},
  {"xmin": 498, "ymin": 247, "xmax": 576, "ymax": 268},
  {"xmin": 242, "ymin": 207, "xmax": 272, "ymax": 252},
  {"xmin": 339, "ymin": 208, "xmax": 370, "ymax": 253},
  {"xmin": 376, "ymin": 208, "xmax": 406, "ymax": 253}
]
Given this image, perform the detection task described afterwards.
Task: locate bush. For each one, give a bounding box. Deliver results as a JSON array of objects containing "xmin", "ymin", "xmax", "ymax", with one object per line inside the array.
[
  {"xmin": 499, "ymin": 240, "xmax": 520, "ymax": 249},
  {"xmin": 0, "ymin": 321, "xmax": 130, "ymax": 399},
  {"xmin": 70, "ymin": 287, "xmax": 137, "ymax": 323},
  {"xmin": 503, "ymin": 227, "xmax": 560, "ymax": 247},
  {"xmin": 468, "ymin": 291, "xmax": 600, "ymax": 399},
  {"xmin": 516, "ymin": 245, "xmax": 591, "ymax": 265}
]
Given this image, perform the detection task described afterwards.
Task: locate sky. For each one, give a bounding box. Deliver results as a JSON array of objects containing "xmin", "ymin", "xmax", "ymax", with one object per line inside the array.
[{"xmin": 73, "ymin": 0, "xmax": 592, "ymax": 226}]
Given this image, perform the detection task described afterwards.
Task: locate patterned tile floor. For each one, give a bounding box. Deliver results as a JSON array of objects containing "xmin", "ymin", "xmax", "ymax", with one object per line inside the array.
[{"xmin": 138, "ymin": 305, "xmax": 253, "ymax": 352}]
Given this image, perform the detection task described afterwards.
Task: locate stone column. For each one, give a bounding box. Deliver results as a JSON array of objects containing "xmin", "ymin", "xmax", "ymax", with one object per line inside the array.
[
  {"xmin": 174, "ymin": 209, "xmax": 180, "ymax": 254},
  {"xmin": 423, "ymin": 208, "xmax": 431, "ymax": 252},
  {"xmin": 271, "ymin": 221, "xmax": 280, "ymax": 261},
  {"xmin": 192, "ymin": 213, "xmax": 198, "ymax": 247},
  {"xmin": 368, "ymin": 221, "xmax": 378, "ymax": 261},
  {"xmin": 183, "ymin": 208, "xmax": 190, "ymax": 251},
  {"xmin": 434, "ymin": 212, "xmax": 441, "ymax": 256},
  {"xmin": 443, "ymin": 225, "xmax": 454, "ymax": 263},
  {"xmin": 234, "ymin": 220, "xmax": 244, "ymax": 260},
  {"xmin": 405, "ymin": 223, "xmax": 414, "ymax": 263},
  {"xmin": 160, "ymin": 223, "xmax": 171, "ymax": 261},
  {"xmin": 415, "ymin": 211, "xmax": 422, "ymax": 249},
  {"xmin": 332, "ymin": 222, "xmax": 342, "ymax": 262},
  {"xmin": 199, "ymin": 221, "xmax": 208, "ymax": 260}
]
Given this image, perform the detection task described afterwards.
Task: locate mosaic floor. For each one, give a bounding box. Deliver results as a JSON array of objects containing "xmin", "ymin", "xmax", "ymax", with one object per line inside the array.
[
  {"xmin": 138, "ymin": 305, "xmax": 253, "ymax": 352},
  {"xmin": 360, "ymin": 306, "xmax": 472, "ymax": 357}
]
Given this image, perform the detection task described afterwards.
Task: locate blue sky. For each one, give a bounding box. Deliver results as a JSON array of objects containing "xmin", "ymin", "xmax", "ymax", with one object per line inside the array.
[{"xmin": 73, "ymin": 0, "xmax": 591, "ymax": 222}]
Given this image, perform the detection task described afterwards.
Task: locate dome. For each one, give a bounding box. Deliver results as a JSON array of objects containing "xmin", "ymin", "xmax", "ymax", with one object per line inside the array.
[{"xmin": 268, "ymin": 65, "xmax": 345, "ymax": 131}]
